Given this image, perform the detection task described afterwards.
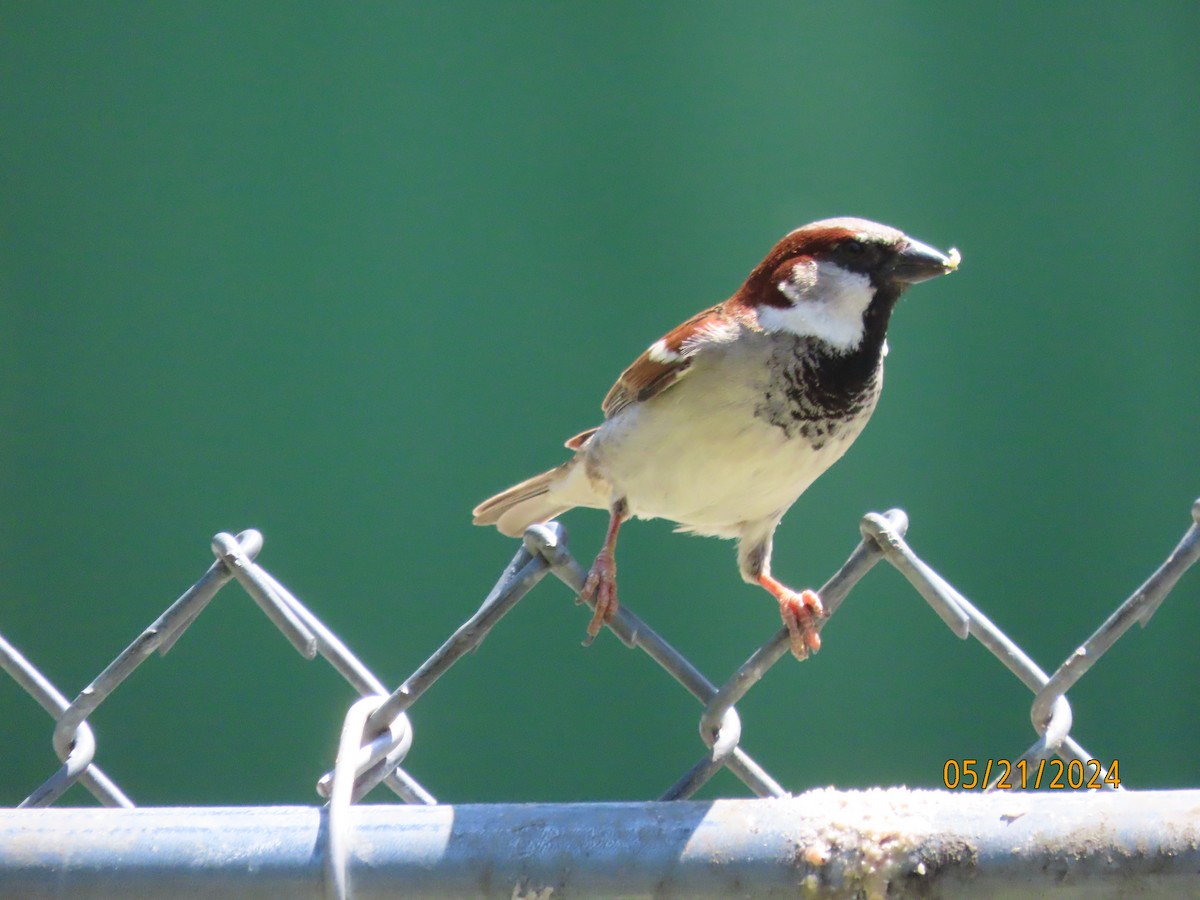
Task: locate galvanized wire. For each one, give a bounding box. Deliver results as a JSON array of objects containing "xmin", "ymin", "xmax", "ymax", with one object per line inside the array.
[
  {"xmin": 3, "ymin": 500, "xmax": 1198, "ymax": 812},
  {"xmin": 0, "ymin": 633, "xmax": 132, "ymax": 809}
]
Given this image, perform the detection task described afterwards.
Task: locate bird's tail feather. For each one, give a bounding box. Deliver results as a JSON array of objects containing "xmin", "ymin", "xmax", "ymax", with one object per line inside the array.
[{"xmin": 472, "ymin": 462, "xmax": 576, "ymax": 537}]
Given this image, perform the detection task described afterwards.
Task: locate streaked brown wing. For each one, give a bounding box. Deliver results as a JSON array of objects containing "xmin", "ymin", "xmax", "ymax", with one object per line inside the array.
[{"xmin": 600, "ymin": 304, "xmax": 732, "ymax": 418}]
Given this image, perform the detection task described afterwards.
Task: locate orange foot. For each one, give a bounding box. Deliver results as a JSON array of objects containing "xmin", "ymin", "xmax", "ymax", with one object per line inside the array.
[
  {"xmin": 778, "ymin": 588, "xmax": 824, "ymax": 660},
  {"xmin": 755, "ymin": 571, "xmax": 824, "ymax": 660},
  {"xmin": 579, "ymin": 550, "xmax": 618, "ymax": 645}
]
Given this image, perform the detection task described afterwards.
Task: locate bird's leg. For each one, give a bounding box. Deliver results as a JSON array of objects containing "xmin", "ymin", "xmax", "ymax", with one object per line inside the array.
[
  {"xmin": 738, "ymin": 531, "xmax": 824, "ymax": 660},
  {"xmin": 579, "ymin": 497, "xmax": 629, "ymax": 645}
]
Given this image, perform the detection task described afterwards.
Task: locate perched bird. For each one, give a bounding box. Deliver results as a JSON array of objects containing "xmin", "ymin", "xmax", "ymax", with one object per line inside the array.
[{"xmin": 474, "ymin": 218, "xmax": 959, "ymax": 658}]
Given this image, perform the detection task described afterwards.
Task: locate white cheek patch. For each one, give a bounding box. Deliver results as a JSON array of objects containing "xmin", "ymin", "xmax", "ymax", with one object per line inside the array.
[{"xmin": 761, "ymin": 261, "xmax": 874, "ymax": 351}]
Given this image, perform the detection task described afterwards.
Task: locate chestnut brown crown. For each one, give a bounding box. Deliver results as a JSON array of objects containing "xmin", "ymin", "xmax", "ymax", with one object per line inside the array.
[{"xmin": 739, "ymin": 217, "xmax": 959, "ymax": 311}]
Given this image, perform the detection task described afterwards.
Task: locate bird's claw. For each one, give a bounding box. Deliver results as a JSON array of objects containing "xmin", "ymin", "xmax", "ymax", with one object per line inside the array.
[
  {"xmin": 779, "ymin": 588, "xmax": 824, "ymax": 661},
  {"xmin": 579, "ymin": 551, "xmax": 618, "ymax": 645}
]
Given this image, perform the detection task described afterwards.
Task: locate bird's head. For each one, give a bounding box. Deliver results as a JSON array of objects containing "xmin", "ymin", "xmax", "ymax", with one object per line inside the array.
[{"xmin": 737, "ymin": 217, "xmax": 960, "ymax": 353}]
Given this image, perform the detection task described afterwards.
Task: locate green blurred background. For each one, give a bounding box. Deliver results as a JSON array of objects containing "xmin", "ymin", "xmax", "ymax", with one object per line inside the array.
[{"xmin": 2, "ymin": 3, "xmax": 1197, "ymax": 807}]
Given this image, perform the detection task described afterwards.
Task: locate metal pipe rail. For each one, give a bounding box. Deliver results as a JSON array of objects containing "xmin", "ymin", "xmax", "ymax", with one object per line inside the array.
[{"xmin": 2, "ymin": 789, "xmax": 1197, "ymax": 898}]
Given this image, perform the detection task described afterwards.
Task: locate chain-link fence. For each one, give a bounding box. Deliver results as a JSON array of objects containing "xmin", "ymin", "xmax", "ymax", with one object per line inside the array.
[{"xmin": 3, "ymin": 500, "xmax": 1199, "ymax": 897}]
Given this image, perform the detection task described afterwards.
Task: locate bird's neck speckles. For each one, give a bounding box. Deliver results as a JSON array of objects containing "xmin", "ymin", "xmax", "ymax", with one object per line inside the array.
[{"xmin": 752, "ymin": 333, "xmax": 885, "ymax": 444}]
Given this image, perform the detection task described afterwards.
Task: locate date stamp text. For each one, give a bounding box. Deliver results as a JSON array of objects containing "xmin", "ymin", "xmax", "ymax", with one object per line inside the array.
[{"xmin": 943, "ymin": 758, "xmax": 1120, "ymax": 790}]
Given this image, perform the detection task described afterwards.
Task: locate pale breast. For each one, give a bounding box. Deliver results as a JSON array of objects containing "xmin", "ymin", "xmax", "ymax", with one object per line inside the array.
[{"xmin": 585, "ymin": 333, "xmax": 882, "ymax": 537}]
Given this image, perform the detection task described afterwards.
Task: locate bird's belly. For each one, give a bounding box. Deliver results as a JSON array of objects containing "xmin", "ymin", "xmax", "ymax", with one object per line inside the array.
[{"xmin": 590, "ymin": 378, "xmax": 872, "ymax": 537}]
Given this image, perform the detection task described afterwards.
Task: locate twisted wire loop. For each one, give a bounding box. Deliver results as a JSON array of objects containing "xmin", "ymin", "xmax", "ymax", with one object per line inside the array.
[
  {"xmin": 0, "ymin": 631, "xmax": 130, "ymax": 808},
  {"xmin": 325, "ymin": 695, "xmax": 400, "ymax": 900},
  {"xmin": 2, "ymin": 500, "xmax": 1197, "ymax": 818}
]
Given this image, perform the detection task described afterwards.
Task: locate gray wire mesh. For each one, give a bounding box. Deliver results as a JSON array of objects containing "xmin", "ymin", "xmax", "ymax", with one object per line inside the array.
[
  {"xmin": 5, "ymin": 500, "xmax": 1198, "ymax": 808},
  {"xmin": 2, "ymin": 500, "xmax": 1198, "ymax": 897}
]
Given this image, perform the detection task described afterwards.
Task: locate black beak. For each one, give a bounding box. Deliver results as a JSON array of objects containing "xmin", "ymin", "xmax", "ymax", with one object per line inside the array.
[{"xmin": 888, "ymin": 238, "xmax": 961, "ymax": 284}]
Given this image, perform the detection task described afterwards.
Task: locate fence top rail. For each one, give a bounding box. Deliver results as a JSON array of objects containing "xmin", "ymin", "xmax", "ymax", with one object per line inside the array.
[{"xmin": 2, "ymin": 788, "xmax": 1198, "ymax": 899}]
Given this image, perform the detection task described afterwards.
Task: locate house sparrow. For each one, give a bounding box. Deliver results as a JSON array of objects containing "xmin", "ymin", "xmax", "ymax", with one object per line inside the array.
[{"xmin": 474, "ymin": 218, "xmax": 959, "ymax": 659}]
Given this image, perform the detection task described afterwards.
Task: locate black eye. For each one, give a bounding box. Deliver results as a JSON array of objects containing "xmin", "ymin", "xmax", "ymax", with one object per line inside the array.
[{"xmin": 843, "ymin": 239, "xmax": 865, "ymax": 255}]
